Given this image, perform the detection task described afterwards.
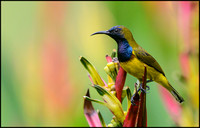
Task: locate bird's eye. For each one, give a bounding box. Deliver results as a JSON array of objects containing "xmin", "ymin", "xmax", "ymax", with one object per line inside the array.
[{"xmin": 114, "ymin": 29, "xmax": 119, "ymax": 33}]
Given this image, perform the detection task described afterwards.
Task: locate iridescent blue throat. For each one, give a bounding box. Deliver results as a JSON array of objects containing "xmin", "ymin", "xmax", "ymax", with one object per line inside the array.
[{"xmin": 117, "ymin": 39, "xmax": 133, "ymax": 62}]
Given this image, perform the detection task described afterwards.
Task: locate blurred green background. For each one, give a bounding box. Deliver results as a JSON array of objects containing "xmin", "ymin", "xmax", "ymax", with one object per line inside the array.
[{"xmin": 1, "ymin": 1, "xmax": 199, "ymax": 127}]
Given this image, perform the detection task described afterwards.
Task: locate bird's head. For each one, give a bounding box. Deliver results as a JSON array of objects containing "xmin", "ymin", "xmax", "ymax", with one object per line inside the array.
[{"xmin": 91, "ymin": 25, "xmax": 135, "ymax": 44}]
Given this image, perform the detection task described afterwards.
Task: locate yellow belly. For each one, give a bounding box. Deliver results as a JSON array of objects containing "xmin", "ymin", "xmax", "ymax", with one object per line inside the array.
[
  {"xmin": 120, "ymin": 56, "xmax": 163, "ymax": 82},
  {"xmin": 120, "ymin": 56, "xmax": 173, "ymax": 91}
]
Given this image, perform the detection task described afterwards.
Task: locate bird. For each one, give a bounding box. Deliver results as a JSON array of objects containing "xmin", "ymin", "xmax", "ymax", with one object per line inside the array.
[{"xmin": 91, "ymin": 25, "xmax": 184, "ymax": 103}]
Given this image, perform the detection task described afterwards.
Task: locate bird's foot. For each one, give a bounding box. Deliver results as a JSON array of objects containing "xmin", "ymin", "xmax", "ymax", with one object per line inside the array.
[
  {"xmin": 138, "ymin": 79, "xmax": 152, "ymax": 93},
  {"xmin": 131, "ymin": 96, "xmax": 137, "ymax": 106},
  {"xmin": 131, "ymin": 80, "xmax": 153, "ymax": 105},
  {"xmin": 131, "ymin": 83, "xmax": 139, "ymax": 105},
  {"xmin": 138, "ymin": 85, "xmax": 150, "ymax": 93},
  {"xmin": 130, "ymin": 87, "xmax": 149, "ymax": 105},
  {"xmin": 130, "ymin": 85, "xmax": 149, "ymax": 104},
  {"xmin": 139, "ymin": 86, "xmax": 147, "ymax": 93}
]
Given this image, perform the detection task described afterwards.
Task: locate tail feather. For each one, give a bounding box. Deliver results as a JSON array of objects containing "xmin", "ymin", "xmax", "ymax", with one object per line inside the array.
[{"xmin": 169, "ymin": 84, "xmax": 184, "ymax": 103}]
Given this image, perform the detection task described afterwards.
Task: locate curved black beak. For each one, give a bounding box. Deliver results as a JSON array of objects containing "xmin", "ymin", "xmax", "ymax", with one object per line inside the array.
[{"xmin": 91, "ymin": 30, "xmax": 110, "ymax": 36}]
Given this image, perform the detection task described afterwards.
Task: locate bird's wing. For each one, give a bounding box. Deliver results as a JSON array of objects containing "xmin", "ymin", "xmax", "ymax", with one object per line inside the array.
[{"xmin": 133, "ymin": 47, "xmax": 165, "ymax": 76}]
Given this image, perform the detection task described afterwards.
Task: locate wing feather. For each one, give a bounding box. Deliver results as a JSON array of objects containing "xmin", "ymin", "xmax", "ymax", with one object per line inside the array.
[{"xmin": 133, "ymin": 47, "xmax": 165, "ymax": 76}]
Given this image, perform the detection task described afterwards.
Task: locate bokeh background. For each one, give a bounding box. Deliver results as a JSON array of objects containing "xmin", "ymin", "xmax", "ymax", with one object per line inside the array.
[{"xmin": 1, "ymin": 1, "xmax": 199, "ymax": 127}]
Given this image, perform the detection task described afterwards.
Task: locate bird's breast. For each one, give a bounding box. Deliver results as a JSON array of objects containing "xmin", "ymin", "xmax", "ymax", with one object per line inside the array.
[
  {"xmin": 119, "ymin": 54, "xmax": 161, "ymax": 81},
  {"xmin": 119, "ymin": 54, "xmax": 145, "ymax": 80}
]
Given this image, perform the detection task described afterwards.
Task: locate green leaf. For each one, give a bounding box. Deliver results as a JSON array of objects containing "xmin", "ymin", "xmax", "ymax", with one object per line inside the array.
[
  {"xmin": 93, "ymin": 84, "xmax": 110, "ymax": 96},
  {"xmin": 83, "ymin": 96, "xmax": 106, "ymax": 106},
  {"xmin": 80, "ymin": 56, "xmax": 105, "ymax": 87},
  {"xmin": 125, "ymin": 86, "xmax": 132, "ymax": 111},
  {"xmin": 93, "ymin": 85, "xmax": 125, "ymax": 124}
]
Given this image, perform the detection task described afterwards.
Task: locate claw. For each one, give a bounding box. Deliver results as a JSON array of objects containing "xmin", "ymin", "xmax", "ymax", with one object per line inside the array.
[
  {"xmin": 131, "ymin": 83, "xmax": 139, "ymax": 105},
  {"xmin": 140, "ymin": 87, "xmax": 147, "ymax": 93},
  {"xmin": 139, "ymin": 80, "xmax": 152, "ymax": 93},
  {"xmin": 131, "ymin": 80, "xmax": 153, "ymax": 105},
  {"xmin": 131, "ymin": 96, "xmax": 137, "ymax": 105},
  {"xmin": 146, "ymin": 85, "xmax": 150, "ymax": 91},
  {"xmin": 138, "ymin": 85, "xmax": 150, "ymax": 93}
]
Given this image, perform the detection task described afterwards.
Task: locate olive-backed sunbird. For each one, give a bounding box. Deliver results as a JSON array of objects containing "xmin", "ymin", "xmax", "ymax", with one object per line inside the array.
[{"xmin": 91, "ymin": 25, "xmax": 184, "ymax": 103}]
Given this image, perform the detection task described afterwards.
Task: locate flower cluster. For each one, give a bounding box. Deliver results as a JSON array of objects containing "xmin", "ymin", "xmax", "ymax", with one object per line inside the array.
[{"xmin": 80, "ymin": 50, "xmax": 148, "ymax": 127}]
